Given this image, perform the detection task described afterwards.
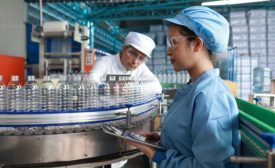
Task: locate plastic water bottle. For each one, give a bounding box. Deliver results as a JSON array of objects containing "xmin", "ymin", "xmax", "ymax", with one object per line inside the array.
[
  {"xmin": 91, "ymin": 80, "xmax": 98, "ymax": 109},
  {"xmin": 56, "ymin": 75, "xmax": 71, "ymax": 111},
  {"xmin": 0, "ymin": 75, "xmax": 6, "ymax": 111},
  {"xmin": 136, "ymin": 80, "xmax": 143, "ymax": 103},
  {"xmin": 156, "ymin": 73, "xmax": 162, "ymax": 83},
  {"xmin": 71, "ymin": 75, "xmax": 85, "ymax": 110},
  {"xmin": 98, "ymin": 79, "xmax": 110, "ymax": 108},
  {"xmin": 83, "ymin": 75, "xmax": 92, "ymax": 109},
  {"xmin": 162, "ymin": 73, "xmax": 167, "ymax": 84},
  {"xmin": 176, "ymin": 72, "xmax": 182, "ymax": 84},
  {"xmin": 24, "ymin": 76, "xmax": 41, "ymax": 111},
  {"xmin": 41, "ymin": 76, "xmax": 56, "ymax": 111},
  {"xmin": 172, "ymin": 73, "xmax": 177, "ymax": 84},
  {"xmin": 109, "ymin": 76, "xmax": 119, "ymax": 107},
  {"xmin": 7, "ymin": 75, "xmax": 24, "ymax": 111},
  {"xmin": 118, "ymin": 76, "xmax": 128, "ymax": 105},
  {"xmin": 127, "ymin": 81, "xmax": 135, "ymax": 104},
  {"xmin": 83, "ymin": 75, "xmax": 97, "ymax": 109}
]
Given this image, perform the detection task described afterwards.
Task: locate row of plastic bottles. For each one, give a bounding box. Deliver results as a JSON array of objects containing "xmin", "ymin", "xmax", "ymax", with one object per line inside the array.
[
  {"xmin": 0, "ymin": 75, "xmax": 159, "ymax": 112},
  {"xmin": 155, "ymin": 72, "xmax": 190, "ymax": 84}
]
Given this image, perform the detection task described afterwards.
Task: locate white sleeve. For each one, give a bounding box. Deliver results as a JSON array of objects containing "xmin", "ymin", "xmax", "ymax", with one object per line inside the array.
[{"xmin": 90, "ymin": 58, "xmax": 107, "ymax": 82}]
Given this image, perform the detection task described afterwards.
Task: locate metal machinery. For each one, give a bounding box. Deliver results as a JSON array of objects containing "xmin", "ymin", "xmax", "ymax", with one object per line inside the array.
[
  {"xmin": 231, "ymin": 98, "xmax": 275, "ymax": 168},
  {"xmin": 0, "ymin": 78, "xmax": 161, "ymax": 168},
  {"xmin": 31, "ymin": 21, "xmax": 95, "ymax": 77}
]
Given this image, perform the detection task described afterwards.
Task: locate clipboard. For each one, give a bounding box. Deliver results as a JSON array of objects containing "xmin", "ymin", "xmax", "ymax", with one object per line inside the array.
[{"xmin": 101, "ymin": 124, "xmax": 166, "ymax": 150}]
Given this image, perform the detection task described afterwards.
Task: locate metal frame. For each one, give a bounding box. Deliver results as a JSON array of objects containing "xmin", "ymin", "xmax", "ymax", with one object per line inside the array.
[
  {"xmin": 231, "ymin": 119, "xmax": 275, "ymax": 168},
  {"xmin": 250, "ymin": 93, "xmax": 275, "ymax": 111},
  {"xmin": 231, "ymin": 98, "xmax": 275, "ymax": 168}
]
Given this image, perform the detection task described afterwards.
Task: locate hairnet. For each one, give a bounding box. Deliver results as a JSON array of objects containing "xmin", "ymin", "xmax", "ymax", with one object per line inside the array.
[{"xmin": 164, "ymin": 6, "xmax": 229, "ymax": 53}]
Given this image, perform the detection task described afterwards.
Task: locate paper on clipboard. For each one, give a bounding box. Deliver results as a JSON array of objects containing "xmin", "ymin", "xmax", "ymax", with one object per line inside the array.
[{"xmin": 101, "ymin": 124, "xmax": 166, "ymax": 150}]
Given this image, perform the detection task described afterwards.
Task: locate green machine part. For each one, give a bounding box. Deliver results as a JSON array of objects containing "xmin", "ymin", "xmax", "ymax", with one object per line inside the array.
[{"xmin": 236, "ymin": 98, "xmax": 275, "ymax": 158}]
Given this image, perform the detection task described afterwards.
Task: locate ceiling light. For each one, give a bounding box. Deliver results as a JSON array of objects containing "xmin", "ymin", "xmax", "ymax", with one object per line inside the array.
[{"xmin": 201, "ymin": 0, "xmax": 269, "ymax": 6}]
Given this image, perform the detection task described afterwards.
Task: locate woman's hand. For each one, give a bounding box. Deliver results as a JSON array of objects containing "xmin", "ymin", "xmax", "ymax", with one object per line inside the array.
[
  {"xmin": 127, "ymin": 131, "xmax": 160, "ymax": 159},
  {"xmin": 140, "ymin": 132, "xmax": 160, "ymax": 142},
  {"xmin": 127, "ymin": 140, "xmax": 156, "ymax": 159}
]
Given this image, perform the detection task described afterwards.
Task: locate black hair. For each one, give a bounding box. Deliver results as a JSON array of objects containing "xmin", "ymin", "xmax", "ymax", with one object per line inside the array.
[{"xmin": 176, "ymin": 24, "xmax": 213, "ymax": 59}]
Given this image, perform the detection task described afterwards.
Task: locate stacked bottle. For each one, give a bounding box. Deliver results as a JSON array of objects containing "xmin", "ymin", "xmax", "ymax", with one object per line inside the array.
[
  {"xmin": 108, "ymin": 76, "xmax": 119, "ymax": 107},
  {"xmin": 127, "ymin": 80, "xmax": 135, "ymax": 104},
  {"xmin": 98, "ymin": 77, "xmax": 110, "ymax": 108},
  {"xmin": 83, "ymin": 75, "xmax": 98, "ymax": 109},
  {"xmin": 7, "ymin": 75, "xmax": 24, "ymax": 111},
  {"xmin": 253, "ymin": 67, "xmax": 272, "ymax": 93},
  {"xmin": 24, "ymin": 76, "xmax": 41, "ymax": 111},
  {"xmin": 0, "ymin": 75, "xmax": 6, "ymax": 111},
  {"xmin": 118, "ymin": 76, "xmax": 127, "ymax": 105},
  {"xmin": 56, "ymin": 75, "xmax": 71, "ymax": 111},
  {"xmin": 0, "ymin": 74, "xmax": 161, "ymax": 112},
  {"xmin": 41, "ymin": 76, "xmax": 56, "ymax": 111},
  {"xmin": 71, "ymin": 75, "xmax": 85, "ymax": 110},
  {"xmin": 136, "ymin": 80, "xmax": 143, "ymax": 103},
  {"xmin": 156, "ymin": 71, "xmax": 190, "ymax": 84}
]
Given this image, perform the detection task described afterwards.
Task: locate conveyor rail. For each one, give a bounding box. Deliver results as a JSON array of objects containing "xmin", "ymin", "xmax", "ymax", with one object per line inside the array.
[{"xmin": 230, "ymin": 98, "xmax": 275, "ymax": 168}]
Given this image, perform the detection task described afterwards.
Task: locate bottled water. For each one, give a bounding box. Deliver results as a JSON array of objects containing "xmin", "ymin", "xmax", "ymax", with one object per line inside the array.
[
  {"xmin": 172, "ymin": 73, "xmax": 177, "ymax": 84},
  {"xmin": 157, "ymin": 72, "xmax": 163, "ymax": 84},
  {"xmin": 56, "ymin": 75, "xmax": 71, "ymax": 111},
  {"xmin": 24, "ymin": 76, "xmax": 41, "ymax": 111},
  {"xmin": 130, "ymin": 77, "xmax": 138, "ymax": 104},
  {"xmin": 118, "ymin": 76, "xmax": 127, "ymax": 105},
  {"xmin": 83, "ymin": 75, "xmax": 98, "ymax": 109},
  {"xmin": 98, "ymin": 80, "xmax": 110, "ymax": 108},
  {"xmin": 41, "ymin": 76, "xmax": 56, "ymax": 111},
  {"xmin": 0, "ymin": 75, "xmax": 6, "ymax": 111},
  {"xmin": 136, "ymin": 80, "xmax": 143, "ymax": 103},
  {"xmin": 91, "ymin": 81, "xmax": 98, "ymax": 109},
  {"xmin": 176, "ymin": 72, "xmax": 182, "ymax": 84},
  {"xmin": 162, "ymin": 73, "xmax": 167, "ymax": 84},
  {"xmin": 83, "ymin": 75, "xmax": 92, "ymax": 109},
  {"xmin": 7, "ymin": 75, "xmax": 24, "ymax": 111},
  {"xmin": 126, "ymin": 81, "xmax": 135, "ymax": 104},
  {"xmin": 71, "ymin": 75, "xmax": 85, "ymax": 110},
  {"xmin": 167, "ymin": 73, "xmax": 172, "ymax": 83},
  {"xmin": 253, "ymin": 67, "xmax": 272, "ymax": 93},
  {"xmin": 108, "ymin": 76, "xmax": 119, "ymax": 107}
]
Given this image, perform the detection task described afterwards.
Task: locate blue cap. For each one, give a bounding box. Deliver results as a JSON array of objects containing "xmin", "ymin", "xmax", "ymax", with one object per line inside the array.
[{"xmin": 164, "ymin": 6, "xmax": 229, "ymax": 53}]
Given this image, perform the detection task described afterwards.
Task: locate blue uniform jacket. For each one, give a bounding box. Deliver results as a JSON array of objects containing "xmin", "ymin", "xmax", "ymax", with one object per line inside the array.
[{"xmin": 153, "ymin": 69, "xmax": 240, "ymax": 168}]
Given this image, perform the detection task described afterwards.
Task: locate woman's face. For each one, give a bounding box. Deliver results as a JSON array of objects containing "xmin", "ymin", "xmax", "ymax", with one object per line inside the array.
[{"xmin": 167, "ymin": 25, "xmax": 198, "ymax": 72}]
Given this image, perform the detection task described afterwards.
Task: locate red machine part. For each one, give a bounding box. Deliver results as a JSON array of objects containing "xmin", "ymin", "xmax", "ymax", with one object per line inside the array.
[{"xmin": 0, "ymin": 54, "xmax": 25, "ymax": 85}]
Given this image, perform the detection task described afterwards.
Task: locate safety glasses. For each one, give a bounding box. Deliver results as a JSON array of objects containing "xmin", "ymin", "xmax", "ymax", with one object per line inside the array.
[{"xmin": 167, "ymin": 35, "xmax": 196, "ymax": 49}]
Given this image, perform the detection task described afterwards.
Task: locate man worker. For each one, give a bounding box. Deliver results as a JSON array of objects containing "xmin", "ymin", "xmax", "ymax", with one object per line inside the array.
[
  {"xmin": 91, "ymin": 31, "xmax": 162, "ymax": 94},
  {"xmin": 91, "ymin": 32, "xmax": 162, "ymax": 168}
]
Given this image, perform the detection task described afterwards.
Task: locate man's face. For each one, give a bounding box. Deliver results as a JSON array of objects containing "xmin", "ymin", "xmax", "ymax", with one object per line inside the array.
[{"xmin": 120, "ymin": 46, "xmax": 148, "ymax": 71}]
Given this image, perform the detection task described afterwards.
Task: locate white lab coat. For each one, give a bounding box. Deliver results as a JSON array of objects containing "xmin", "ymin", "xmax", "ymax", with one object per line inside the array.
[{"xmin": 91, "ymin": 53, "xmax": 162, "ymax": 93}]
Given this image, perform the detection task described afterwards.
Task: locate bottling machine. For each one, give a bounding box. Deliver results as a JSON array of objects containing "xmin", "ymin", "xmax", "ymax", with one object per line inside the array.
[{"xmin": 0, "ymin": 77, "xmax": 161, "ymax": 168}]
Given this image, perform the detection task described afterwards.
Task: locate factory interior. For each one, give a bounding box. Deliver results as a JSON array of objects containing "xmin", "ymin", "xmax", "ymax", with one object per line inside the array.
[{"xmin": 0, "ymin": 0, "xmax": 275, "ymax": 168}]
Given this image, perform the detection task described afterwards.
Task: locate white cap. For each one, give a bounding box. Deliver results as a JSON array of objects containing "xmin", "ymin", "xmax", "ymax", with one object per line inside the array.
[{"xmin": 124, "ymin": 32, "xmax": 156, "ymax": 58}]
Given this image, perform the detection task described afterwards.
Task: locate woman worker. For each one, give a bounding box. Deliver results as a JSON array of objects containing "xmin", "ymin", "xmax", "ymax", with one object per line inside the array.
[{"xmin": 128, "ymin": 6, "xmax": 240, "ymax": 168}]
